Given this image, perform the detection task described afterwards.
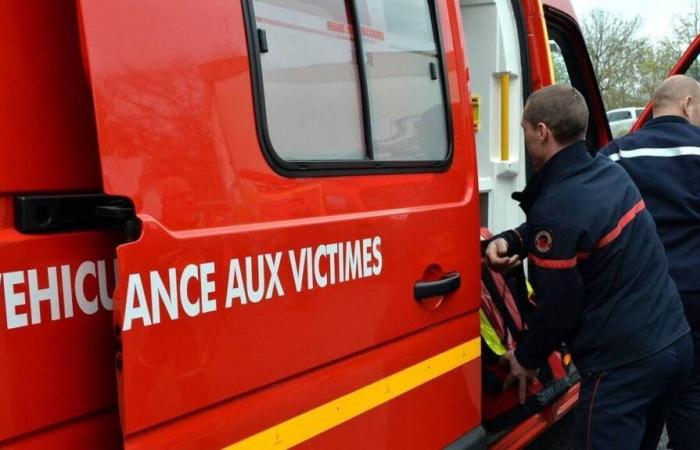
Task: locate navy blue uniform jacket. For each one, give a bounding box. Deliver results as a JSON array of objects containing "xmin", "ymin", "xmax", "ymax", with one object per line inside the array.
[
  {"xmin": 501, "ymin": 141, "xmax": 688, "ymax": 372},
  {"xmin": 601, "ymin": 116, "xmax": 700, "ymax": 330}
]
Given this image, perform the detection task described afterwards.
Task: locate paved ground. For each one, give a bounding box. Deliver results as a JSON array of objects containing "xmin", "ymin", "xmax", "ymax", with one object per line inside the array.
[{"xmin": 525, "ymin": 413, "xmax": 669, "ymax": 449}]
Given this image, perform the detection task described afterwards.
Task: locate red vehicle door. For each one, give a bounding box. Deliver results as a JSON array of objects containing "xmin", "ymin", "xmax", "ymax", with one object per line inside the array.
[
  {"xmin": 632, "ymin": 34, "xmax": 700, "ymax": 131},
  {"xmin": 0, "ymin": 2, "xmax": 123, "ymax": 449},
  {"xmin": 77, "ymin": 0, "xmax": 482, "ymax": 448}
]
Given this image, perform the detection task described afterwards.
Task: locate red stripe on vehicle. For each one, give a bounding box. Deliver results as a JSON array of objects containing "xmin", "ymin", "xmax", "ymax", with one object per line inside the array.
[
  {"xmin": 596, "ymin": 200, "xmax": 646, "ymax": 248},
  {"xmin": 529, "ymin": 253, "xmax": 577, "ymax": 269}
]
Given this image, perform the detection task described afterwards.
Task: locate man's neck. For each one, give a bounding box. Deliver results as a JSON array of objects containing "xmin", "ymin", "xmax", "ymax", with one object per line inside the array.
[
  {"xmin": 534, "ymin": 141, "xmax": 569, "ymax": 172},
  {"xmin": 652, "ymin": 110, "xmax": 686, "ymax": 120}
]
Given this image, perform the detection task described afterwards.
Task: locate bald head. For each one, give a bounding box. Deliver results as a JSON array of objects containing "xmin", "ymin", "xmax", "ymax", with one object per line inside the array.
[{"xmin": 652, "ymin": 75, "xmax": 700, "ymax": 125}]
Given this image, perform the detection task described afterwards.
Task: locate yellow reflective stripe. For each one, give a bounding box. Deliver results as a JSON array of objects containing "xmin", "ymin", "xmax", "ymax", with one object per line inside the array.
[
  {"xmin": 500, "ymin": 72, "xmax": 511, "ymax": 161},
  {"xmin": 480, "ymin": 309, "xmax": 506, "ymax": 356},
  {"xmin": 223, "ymin": 338, "xmax": 481, "ymax": 450},
  {"xmin": 538, "ymin": 0, "xmax": 556, "ymax": 83}
]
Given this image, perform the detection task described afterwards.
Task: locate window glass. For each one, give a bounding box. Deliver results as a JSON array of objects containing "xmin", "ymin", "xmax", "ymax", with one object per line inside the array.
[
  {"xmin": 550, "ymin": 41, "xmax": 572, "ymax": 86},
  {"xmin": 254, "ymin": 0, "xmax": 366, "ymax": 160},
  {"xmin": 635, "ymin": 108, "xmax": 644, "ymax": 117},
  {"xmin": 546, "ymin": 19, "xmax": 606, "ymax": 148},
  {"xmin": 359, "ymin": 0, "xmax": 448, "ymax": 160},
  {"xmin": 256, "ymin": 0, "xmax": 349, "ymax": 21}
]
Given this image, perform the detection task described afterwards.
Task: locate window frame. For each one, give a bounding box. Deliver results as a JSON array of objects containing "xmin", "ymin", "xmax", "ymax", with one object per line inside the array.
[
  {"xmin": 545, "ymin": 7, "xmax": 611, "ymax": 152},
  {"xmin": 242, "ymin": 0, "xmax": 454, "ymax": 177}
]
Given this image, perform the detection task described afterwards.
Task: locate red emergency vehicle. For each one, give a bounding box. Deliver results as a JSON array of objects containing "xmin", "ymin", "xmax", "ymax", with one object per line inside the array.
[{"xmin": 2, "ymin": 1, "xmax": 697, "ymax": 449}]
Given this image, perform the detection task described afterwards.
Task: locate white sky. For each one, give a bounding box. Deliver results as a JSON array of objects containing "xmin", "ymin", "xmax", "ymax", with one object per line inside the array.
[{"xmin": 572, "ymin": 0, "xmax": 692, "ymax": 40}]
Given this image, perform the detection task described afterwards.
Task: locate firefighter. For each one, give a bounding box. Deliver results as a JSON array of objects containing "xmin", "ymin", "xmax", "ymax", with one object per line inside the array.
[
  {"xmin": 600, "ymin": 74, "xmax": 700, "ymax": 450},
  {"xmin": 485, "ymin": 85, "xmax": 691, "ymax": 450}
]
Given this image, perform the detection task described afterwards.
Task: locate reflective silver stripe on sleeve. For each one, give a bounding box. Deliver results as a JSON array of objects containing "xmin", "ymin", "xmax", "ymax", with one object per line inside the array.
[
  {"xmin": 617, "ymin": 146, "xmax": 700, "ymax": 159},
  {"xmin": 609, "ymin": 153, "xmax": 621, "ymax": 162}
]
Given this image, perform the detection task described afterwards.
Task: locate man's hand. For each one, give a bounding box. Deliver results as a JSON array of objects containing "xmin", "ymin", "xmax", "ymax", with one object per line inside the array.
[
  {"xmin": 502, "ymin": 349, "xmax": 539, "ymax": 404},
  {"xmin": 485, "ymin": 238, "xmax": 521, "ymax": 272}
]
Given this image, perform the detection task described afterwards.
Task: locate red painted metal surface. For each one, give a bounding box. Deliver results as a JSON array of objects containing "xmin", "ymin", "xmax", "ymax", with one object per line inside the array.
[
  {"xmin": 4, "ymin": 410, "xmax": 122, "ymax": 450},
  {"xmin": 0, "ymin": 1, "xmax": 121, "ymax": 448},
  {"xmin": 632, "ymin": 34, "xmax": 700, "ymax": 133},
  {"xmin": 77, "ymin": 0, "xmax": 482, "ymax": 447},
  {"xmin": 123, "ymin": 314, "xmax": 480, "ymax": 450},
  {"xmin": 0, "ymin": 228, "xmax": 121, "ymax": 446},
  {"xmin": 491, "ymin": 384, "xmax": 580, "ymax": 450},
  {"xmin": 521, "ymin": 0, "xmax": 555, "ymax": 92},
  {"xmin": 0, "ymin": 1, "xmax": 101, "ymax": 193}
]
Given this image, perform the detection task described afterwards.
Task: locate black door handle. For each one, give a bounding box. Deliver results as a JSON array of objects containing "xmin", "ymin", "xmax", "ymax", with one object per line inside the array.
[{"xmin": 414, "ymin": 272, "xmax": 461, "ymax": 300}]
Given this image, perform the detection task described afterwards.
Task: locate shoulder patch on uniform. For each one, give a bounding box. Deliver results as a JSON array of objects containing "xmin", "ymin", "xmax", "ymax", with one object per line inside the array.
[{"xmin": 534, "ymin": 229, "xmax": 553, "ymax": 255}]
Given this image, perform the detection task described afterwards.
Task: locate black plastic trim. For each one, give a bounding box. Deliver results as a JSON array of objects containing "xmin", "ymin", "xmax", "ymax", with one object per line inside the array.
[
  {"xmin": 414, "ymin": 272, "xmax": 461, "ymax": 300},
  {"xmin": 483, "ymin": 375, "xmax": 576, "ymax": 435},
  {"xmin": 510, "ymin": 0, "xmax": 532, "ymax": 101},
  {"xmin": 241, "ymin": 0, "xmax": 454, "ymax": 177},
  {"xmin": 257, "ymin": 28, "xmax": 269, "ymax": 53},
  {"xmin": 348, "ymin": 0, "xmax": 375, "ymax": 160},
  {"xmin": 15, "ymin": 194, "xmax": 136, "ymax": 235},
  {"xmin": 444, "ymin": 426, "xmax": 486, "ymax": 450},
  {"xmin": 509, "ymin": 0, "xmax": 534, "ymax": 182}
]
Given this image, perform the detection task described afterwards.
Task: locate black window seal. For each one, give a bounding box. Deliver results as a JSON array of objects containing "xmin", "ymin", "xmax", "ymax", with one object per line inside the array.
[
  {"xmin": 510, "ymin": 0, "xmax": 532, "ymax": 101},
  {"xmin": 509, "ymin": 0, "xmax": 534, "ymax": 181},
  {"xmin": 241, "ymin": 0, "xmax": 454, "ymax": 177},
  {"xmin": 347, "ymin": 0, "xmax": 375, "ymax": 160}
]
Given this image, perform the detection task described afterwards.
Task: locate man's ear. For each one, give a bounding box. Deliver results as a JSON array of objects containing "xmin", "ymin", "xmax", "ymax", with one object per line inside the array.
[
  {"xmin": 682, "ymin": 95, "xmax": 693, "ymax": 119},
  {"xmin": 536, "ymin": 122, "xmax": 549, "ymax": 141}
]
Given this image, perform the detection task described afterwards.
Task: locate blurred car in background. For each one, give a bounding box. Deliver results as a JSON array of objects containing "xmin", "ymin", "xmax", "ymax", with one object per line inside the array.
[{"xmin": 607, "ymin": 107, "xmax": 645, "ymax": 137}]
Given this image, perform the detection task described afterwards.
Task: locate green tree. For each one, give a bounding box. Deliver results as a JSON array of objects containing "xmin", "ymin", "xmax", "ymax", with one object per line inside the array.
[
  {"xmin": 671, "ymin": 0, "xmax": 700, "ymax": 51},
  {"xmin": 637, "ymin": 39, "xmax": 681, "ymax": 100},
  {"xmin": 669, "ymin": 0, "xmax": 700, "ymax": 81},
  {"xmin": 581, "ymin": 2, "xmax": 700, "ymax": 110},
  {"xmin": 582, "ymin": 9, "xmax": 652, "ymax": 110}
]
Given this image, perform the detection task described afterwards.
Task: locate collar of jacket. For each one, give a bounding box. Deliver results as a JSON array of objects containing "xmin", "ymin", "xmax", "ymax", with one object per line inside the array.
[
  {"xmin": 512, "ymin": 140, "xmax": 591, "ymax": 214},
  {"xmin": 643, "ymin": 115, "xmax": 689, "ymax": 128}
]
